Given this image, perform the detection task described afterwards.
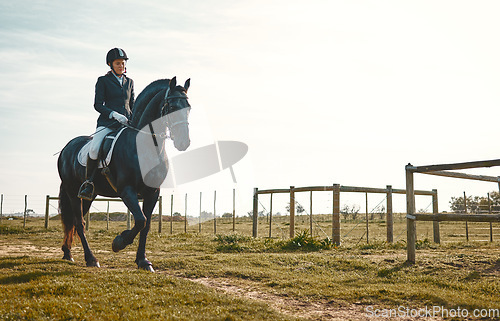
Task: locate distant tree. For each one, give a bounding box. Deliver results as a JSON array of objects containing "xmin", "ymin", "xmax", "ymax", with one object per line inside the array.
[
  {"xmin": 173, "ymin": 212, "xmax": 182, "ymax": 217},
  {"xmin": 490, "ymin": 191, "xmax": 500, "ymax": 211},
  {"xmin": 341, "ymin": 204, "xmax": 360, "ymax": 221},
  {"xmin": 480, "ymin": 191, "xmax": 500, "ymax": 213},
  {"xmin": 449, "ymin": 194, "xmax": 492, "ymax": 213},
  {"xmin": 246, "ymin": 210, "xmax": 265, "ymax": 218},
  {"xmin": 376, "ymin": 205, "xmax": 386, "ymax": 220},
  {"xmin": 222, "ymin": 212, "xmax": 232, "ymax": 218},
  {"xmin": 369, "ymin": 205, "xmax": 386, "ymax": 220},
  {"xmin": 286, "ymin": 202, "xmax": 306, "ymax": 215},
  {"xmin": 201, "ymin": 211, "xmax": 213, "ymax": 219}
]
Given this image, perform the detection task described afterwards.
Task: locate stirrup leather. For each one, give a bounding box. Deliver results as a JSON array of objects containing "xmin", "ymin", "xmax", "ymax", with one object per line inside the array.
[{"xmin": 77, "ymin": 180, "xmax": 95, "ymax": 200}]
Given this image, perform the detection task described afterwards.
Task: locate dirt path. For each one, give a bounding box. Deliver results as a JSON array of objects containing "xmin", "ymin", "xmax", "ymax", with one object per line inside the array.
[
  {"xmin": 0, "ymin": 240, "xmax": 61, "ymax": 258},
  {"xmin": 170, "ymin": 275, "xmax": 443, "ymax": 321},
  {"xmin": 189, "ymin": 276, "xmax": 366, "ymax": 320}
]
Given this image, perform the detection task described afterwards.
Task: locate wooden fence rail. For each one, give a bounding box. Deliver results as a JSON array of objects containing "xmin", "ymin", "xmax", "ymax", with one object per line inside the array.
[
  {"xmin": 253, "ymin": 184, "xmax": 437, "ymax": 245},
  {"xmin": 406, "ymin": 159, "xmax": 500, "ymax": 264}
]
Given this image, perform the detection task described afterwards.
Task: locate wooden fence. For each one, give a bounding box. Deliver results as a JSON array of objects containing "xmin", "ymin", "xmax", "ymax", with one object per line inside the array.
[
  {"xmin": 405, "ymin": 159, "xmax": 500, "ymax": 264},
  {"xmin": 44, "ymin": 196, "xmax": 163, "ymax": 232},
  {"xmin": 252, "ymin": 184, "xmax": 437, "ymax": 245},
  {"xmin": 43, "ymin": 189, "xmax": 237, "ymax": 235}
]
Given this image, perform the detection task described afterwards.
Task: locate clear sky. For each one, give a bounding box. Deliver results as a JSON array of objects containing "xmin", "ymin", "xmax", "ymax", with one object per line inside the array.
[{"xmin": 1, "ymin": 0, "xmax": 500, "ymax": 218}]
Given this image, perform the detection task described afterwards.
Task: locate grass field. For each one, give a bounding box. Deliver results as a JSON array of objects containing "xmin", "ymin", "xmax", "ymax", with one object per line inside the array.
[{"xmin": 1, "ymin": 216, "xmax": 499, "ymax": 320}]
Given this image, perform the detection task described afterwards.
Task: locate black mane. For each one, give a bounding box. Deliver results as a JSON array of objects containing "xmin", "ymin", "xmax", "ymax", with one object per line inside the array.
[{"xmin": 131, "ymin": 79, "xmax": 170, "ymax": 126}]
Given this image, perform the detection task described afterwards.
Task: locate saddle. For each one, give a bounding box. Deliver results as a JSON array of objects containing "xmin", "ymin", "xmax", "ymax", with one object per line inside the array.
[
  {"xmin": 77, "ymin": 127, "xmax": 126, "ymax": 191},
  {"xmin": 77, "ymin": 128, "xmax": 126, "ymax": 168}
]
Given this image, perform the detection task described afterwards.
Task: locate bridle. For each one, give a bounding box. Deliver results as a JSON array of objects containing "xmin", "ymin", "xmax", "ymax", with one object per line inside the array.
[
  {"xmin": 123, "ymin": 86, "xmax": 190, "ymax": 140},
  {"xmin": 160, "ymin": 87, "xmax": 191, "ymax": 136}
]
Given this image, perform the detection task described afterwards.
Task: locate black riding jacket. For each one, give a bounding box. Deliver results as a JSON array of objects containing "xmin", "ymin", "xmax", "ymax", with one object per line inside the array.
[{"xmin": 94, "ymin": 71, "xmax": 135, "ymax": 129}]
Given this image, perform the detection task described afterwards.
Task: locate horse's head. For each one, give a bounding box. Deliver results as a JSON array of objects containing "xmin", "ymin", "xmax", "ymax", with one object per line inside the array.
[{"xmin": 161, "ymin": 77, "xmax": 191, "ymax": 151}]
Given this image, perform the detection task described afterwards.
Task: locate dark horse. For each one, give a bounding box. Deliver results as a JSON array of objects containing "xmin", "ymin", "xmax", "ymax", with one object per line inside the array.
[{"xmin": 57, "ymin": 77, "xmax": 191, "ymax": 272}]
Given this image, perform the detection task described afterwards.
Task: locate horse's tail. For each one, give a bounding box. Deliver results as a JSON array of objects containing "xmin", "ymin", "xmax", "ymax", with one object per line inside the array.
[{"xmin": 59, "ymin": 184, "xmax": 76, "ymax": 248}]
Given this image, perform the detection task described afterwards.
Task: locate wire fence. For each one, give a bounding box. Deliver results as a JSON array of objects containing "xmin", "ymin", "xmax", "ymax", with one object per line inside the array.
[{"xmin": 1, "ymin": 192, "xmax": 499, "ymax": 244}]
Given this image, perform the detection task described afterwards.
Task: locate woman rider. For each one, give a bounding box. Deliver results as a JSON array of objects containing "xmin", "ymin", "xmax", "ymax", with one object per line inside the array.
[{"xmin": 78, "ymin": 48, "xmax": 135, "ymax": 200}]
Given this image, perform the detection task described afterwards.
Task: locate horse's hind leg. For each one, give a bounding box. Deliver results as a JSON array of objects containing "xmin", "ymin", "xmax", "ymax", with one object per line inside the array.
[
  {"xmin": 69, "ymin": 196, "xmax": 100, "ymax": 267},
  {"xmin": 59, "ymin": 185, "xmax": 76, "ymax": 261}
]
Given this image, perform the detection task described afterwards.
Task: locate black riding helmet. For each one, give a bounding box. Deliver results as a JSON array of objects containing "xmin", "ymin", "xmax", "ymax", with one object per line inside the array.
[{"xmin": 106, "ymin": 48, "xmax": 128, "ymax": 66}]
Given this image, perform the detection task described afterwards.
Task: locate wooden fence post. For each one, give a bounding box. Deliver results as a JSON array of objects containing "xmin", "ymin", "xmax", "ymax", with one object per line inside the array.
[
  {"xmin": 488, "ymin": 193, "xmax": 493, "ymax": 242},
  {"xmin": 386, "ymin": 185, "xmax": 393, "ymax": 243},
  {"xmin": 269, "ymin": 193, "xmax": 273, "ymax": 238},
  {"xmin": 158, "ymin": 196, "xmax": 163, "ymax": 234},
  {"xmin": 289, "ymin": 186, "xmax": 295, "ymax": 238},
  {"xmin": 332, "ymin": 184, "xmax": 341, "ymax": 245},
  {"xmin": 464, "ymin": 192, "xmax": 469, "ymax": 241},
  {"xmin": 23, "ymin": 195, "xmax": 27, "ymax": 229},
  {"xmin": 106, "ymin": 201, "xmax": 110, "ymax": 231},
  {"xmin": 310, "ymin": 191, "xmax": 313, "ymax": 237},
  {"xmin": 185, "ymin": 193, "xmax": 188, "ymax": 233},
  {"xmin": 252, "ymin": 188, "xmax": 258, "ymax": 238},
  {"xmin": 406, "ymin": 165, "xmax": 416, "ymax": 264},
  {"xmin": 0, "ymin": 194, "xmax": 3, "ymax": 225},
  {"xmin": 199, "ymin": 192, "xmax": 202, "ymax": 233},
  {"xmin": 213, "ymin": 190, "xmax": 217, "ymax": 235},
  {"xmin": 86, "ymin": 208, "xmax": 90, "ymax": 231},
  {"xmin": 365, "ymin": 192, "xmax": 369, "ymax": 244},
  {"xmin": 45, "ymin": 195, "xmax": 50, "ymax": 229},
  {"xmin": 232, "ymin": 189, "xmax": 236, "ymax": 232},
  {"xmin": 432, "ymin": 189, "xmax": 440, "ymax": 243},
  {"xmin": 170, "ymin": 194, "xmax": 174, "ymax": 234}
]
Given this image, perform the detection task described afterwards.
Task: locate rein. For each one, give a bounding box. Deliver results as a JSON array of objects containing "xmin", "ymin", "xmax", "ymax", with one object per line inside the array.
[{"xmin": 122, "ymin": 122, "xmax": 170, "ymax": 139}]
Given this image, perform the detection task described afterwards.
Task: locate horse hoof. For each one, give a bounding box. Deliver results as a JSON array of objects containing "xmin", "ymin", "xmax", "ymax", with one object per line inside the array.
[
  {"xmin": 112, "ymin": 235, "xmax": 126, "ymax": 252},
  {"xmin": 137, "ymin": 259, "xmax": 155, "ymax": 272},
  {"xmin": 86, "ymin": 260, "xmax": 100, "ymax": 268},
  {"xmin": 62, "ymin": 255, "xmax": 74, "ymax": 262}
]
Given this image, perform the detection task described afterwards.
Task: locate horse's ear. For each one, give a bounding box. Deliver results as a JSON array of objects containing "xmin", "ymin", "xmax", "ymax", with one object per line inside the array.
[
  {"xmin": 184, "ymin": 78, "xmax": 190, "ymax": 92},
  {"xmin": 169, "ymin": 77, "xmax": 177, "ymax": 90}
]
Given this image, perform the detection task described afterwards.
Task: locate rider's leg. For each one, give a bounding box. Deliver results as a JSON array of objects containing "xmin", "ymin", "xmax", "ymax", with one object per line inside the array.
[{"xmin": 78, "ymin": 127, "xmax": 112, "ymax": 200}]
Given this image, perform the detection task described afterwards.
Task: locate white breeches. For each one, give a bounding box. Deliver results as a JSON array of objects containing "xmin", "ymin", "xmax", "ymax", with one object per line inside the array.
[{"xmin": 88, "ymin": 127, "xmax": 114, "ymax": 160}]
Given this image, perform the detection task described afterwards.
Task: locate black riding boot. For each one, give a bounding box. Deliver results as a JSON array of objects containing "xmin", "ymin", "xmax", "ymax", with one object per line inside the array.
[{"xmin": 78, "ymin": 157, "xmax": 99, "ymax": 200}]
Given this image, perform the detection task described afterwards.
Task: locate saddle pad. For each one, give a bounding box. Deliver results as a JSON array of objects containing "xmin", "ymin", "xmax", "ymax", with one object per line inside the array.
[{"xmin": 77, "ymin": 128, "xmax": 126, "ymax": 168}]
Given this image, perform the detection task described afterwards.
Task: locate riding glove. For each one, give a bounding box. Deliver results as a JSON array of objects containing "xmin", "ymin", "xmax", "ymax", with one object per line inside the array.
[{"xmin": 111, "ymin": 112, "xmax": 128, "ymax": 124}]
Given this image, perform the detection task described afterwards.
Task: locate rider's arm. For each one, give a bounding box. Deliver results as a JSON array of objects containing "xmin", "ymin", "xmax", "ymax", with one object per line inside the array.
[{"xmin": 94, "ymin": 77, "xmax": 114, "ymax": 119}]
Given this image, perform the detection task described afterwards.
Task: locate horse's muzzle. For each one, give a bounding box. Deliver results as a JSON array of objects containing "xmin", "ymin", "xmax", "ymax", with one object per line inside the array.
[{"xmin": 175, "ymin": 138, "xmax": 190, "ymax": 151}]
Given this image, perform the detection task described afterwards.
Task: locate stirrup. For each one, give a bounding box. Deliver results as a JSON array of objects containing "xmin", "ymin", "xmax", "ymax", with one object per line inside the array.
[{"xmin": 77, "ymin": 180, "xmax": 95, "ymax": 200}]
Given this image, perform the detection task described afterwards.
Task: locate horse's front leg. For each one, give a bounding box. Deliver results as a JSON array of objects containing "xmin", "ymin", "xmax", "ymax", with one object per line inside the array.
[
  {"xmin": 135, "ymin": 188, "xmax": 159, "ymax": 272},
  {"xmin": 112, "ymin": 186, "xmax": 146, "ymax": 252}
]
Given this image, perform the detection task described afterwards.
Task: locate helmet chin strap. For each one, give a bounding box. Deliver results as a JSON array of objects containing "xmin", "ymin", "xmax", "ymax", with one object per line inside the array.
[
  {"xmin": 109, "ymin": 64, "xmax": 126, "ymax": 76},
  {"xmin": 111, "ymin": 68, "xmax": 124, "ymax": 77}
]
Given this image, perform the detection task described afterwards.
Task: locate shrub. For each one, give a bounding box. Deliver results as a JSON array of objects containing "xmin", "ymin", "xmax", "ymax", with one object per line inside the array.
[
  {"xmin": 276, "ymin": 230, "xmax": 332, "ymax": 252},
  {"xmin": 214, "ymin": 234, "xmax": 251, "ymax": 252}
]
